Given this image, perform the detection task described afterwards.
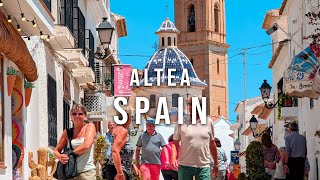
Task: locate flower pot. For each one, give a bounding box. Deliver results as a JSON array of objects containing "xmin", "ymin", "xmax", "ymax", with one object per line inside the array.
[
  {"xmin": 7, "ymin": 75, "xmax": 16, "ymax": 96},
  {"xmin": 25, "ymin": 88, "xmax": 32, "ymax": 107},
  {"xmin": 106, "ymin": 90, "xmax": 112, "ymax": 97}
]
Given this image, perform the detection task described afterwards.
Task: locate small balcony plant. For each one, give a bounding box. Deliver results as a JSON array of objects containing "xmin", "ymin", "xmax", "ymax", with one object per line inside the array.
[
  {"xmin": 7, "ymin": 66, "xmax": 17, "ymax": 96},
  {"xmin": 104, "ymin": 77, "xmax": 112, "ymax": 96}
]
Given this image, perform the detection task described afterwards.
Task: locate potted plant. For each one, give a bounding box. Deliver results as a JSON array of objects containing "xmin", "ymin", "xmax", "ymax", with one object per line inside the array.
[
  {"xmin": 104, "ymin": 78, "xmax": 112, "ymax": 96},
  {"xmin": 246, "ymin": 141, "xmax": 270, "ymax": 180},
  {"xmin": 24, "ymin": 81, "xmax": 35, "ymax": 107},
  {"xmin": 7, "ymin": 66, "xmax": 17, "ymax": 96}
]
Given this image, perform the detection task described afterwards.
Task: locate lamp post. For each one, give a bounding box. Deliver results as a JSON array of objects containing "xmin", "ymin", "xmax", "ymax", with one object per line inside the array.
[
  {"xmin": 95, "ymin": 17, "xmax": 115, "ymax": 59},
  {"xmin": 259, "ymin": 80, "xmax": 280, "ymax": 109},
  {"xmin": 249, "ymin": 115, "xmax": 258, "ymax": 132},
  {"xmin": 234, "ymin": 139, "xmax": 241, "ymax": 151},
  {"xmin": 249, "ymin": 115, "xmax": 273, "ymax": 138},
  {"xmin": 96, "ymin": 17, "xmax": 115, "ymax": 45}
]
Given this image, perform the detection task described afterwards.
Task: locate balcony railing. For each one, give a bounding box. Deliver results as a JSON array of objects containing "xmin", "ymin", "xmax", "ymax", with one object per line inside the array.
[{"xmin": 84, "ymin": 92, "xmax": 107, "ymax": 121}]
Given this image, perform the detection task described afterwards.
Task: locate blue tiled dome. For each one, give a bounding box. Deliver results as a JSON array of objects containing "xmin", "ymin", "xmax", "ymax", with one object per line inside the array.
[
  {"xmin": 156, "ymin": 18, "xmax": 180, "ymax": 34},
  {"xmin": 140, "ymin": 47, "xmax": 207, "ymax": 87}
]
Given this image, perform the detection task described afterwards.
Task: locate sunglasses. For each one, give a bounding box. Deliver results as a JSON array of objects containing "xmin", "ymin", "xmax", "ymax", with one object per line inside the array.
[{"xmin": 71, "ymin": 112, "xmax": 84, "ymax": 116}]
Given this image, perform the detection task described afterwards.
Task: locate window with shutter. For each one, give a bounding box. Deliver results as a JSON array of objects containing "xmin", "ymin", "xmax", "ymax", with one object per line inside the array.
[
  {"xmin": 172, "ymin": 94, "xmax": 179, "ymax": 107},
  {"xmin": 88, "ymin": 30, "xmax": 95, "ymax": 70},
  {"xmin": 63, "ymin": 100, "xmax": 70, "ymax": 130},
  {"xmin": 48, "ymin": 75, "xmax": 57, "ymax": 147}
]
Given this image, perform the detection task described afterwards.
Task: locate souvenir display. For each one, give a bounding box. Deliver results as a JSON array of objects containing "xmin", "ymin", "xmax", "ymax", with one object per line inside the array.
[
  {"xmin": 11, "ymin": 88, "xmax": 23, "ymax": 114},
  {"xmin": 12, "ymin": 120, "xmax": 20, "ymax": 142}
]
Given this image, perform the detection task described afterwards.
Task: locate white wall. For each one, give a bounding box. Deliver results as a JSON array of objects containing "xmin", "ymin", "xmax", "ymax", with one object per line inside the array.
[
  {"xmin": 0, "ymin": 60, "xmax": 14, "ymax": 179},
  {"xmin": 214, "ymin": 119, "xmax": 233, "ymax": 164},
  {"xmin": 25, "ymin": 37, "xmax": 83, "ymax": 179},
  {"xmin": 269, "ymin": 0, "xmax": 320, "ymax": 178},
  {"xmin": 234, "ymin": 97, "xmax": 265, "ymax": 171}
]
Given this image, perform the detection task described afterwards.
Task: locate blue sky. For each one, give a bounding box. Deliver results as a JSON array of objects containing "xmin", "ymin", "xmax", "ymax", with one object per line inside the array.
[{"xmin": 111, "ymin": 0, "xmax": 283, "ymax": 123}]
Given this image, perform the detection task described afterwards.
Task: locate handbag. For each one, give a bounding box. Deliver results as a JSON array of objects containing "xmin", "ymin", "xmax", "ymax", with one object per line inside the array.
[{"xmin": 53, "ymin": 128, "xmax": 78, "ymax": 179}]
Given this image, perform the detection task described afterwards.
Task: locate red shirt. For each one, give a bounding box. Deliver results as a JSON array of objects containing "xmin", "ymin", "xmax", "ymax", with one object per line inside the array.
[{"xmin": 160, "ymin": 142, "xmax": 180, "ymax": 170}]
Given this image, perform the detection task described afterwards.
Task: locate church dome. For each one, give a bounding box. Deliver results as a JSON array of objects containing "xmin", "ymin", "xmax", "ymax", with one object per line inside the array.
[
  {"xmin": 155, "ymin": 18, "xmax": 180, "ymax": 34},
  {"xmin": 140, "ymin": 47, "xmax": 207, "ymax": 86}
]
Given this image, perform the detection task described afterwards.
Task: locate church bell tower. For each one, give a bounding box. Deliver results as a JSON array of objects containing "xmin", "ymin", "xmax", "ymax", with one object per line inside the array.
[{"xmin": 174, "ymin": 0, "xmax": 230, "ymax": 119}]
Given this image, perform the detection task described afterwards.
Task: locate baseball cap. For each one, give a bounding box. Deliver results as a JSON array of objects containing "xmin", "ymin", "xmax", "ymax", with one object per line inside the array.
[{"xmin": 146, "ymin": 118, "xmax": 155, "ymax": 125}]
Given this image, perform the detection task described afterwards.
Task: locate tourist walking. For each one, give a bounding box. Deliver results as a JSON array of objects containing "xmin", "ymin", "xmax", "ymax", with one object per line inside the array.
[
  {"xmin": 102, "ymin": 120, "xmax": 116, "ymax": 179},
  {"xmin": 104, "ymin": 106, "xmax": 140, "ymax": 180},
  {"xmin": 211, "ymin": 138, "xmax": 227, "ymax": 180},
  {"xmin": 54, "ymin": 104, "xmax": 96, "ymax": 180},
  {"xmin": 160, "ymin": 134, "xmax": 179, "ymax": 180},
  {"xmin": 171, "ymin": 96, "xmax": 219, "ymax": 180},
  {"xmin": 262, "ymin": 133, "xmax": 280, "ymax": 179},
  {"xmin": 283, "ymin": 122, "xmax": 307, "ymax": 180},
  {"xmin": 135, "ymin": 118, "xmax": 169, "ymax": 180},
  {"xmin": 274, "ymin": 147, "xmax": 286, "ymax": 180}
]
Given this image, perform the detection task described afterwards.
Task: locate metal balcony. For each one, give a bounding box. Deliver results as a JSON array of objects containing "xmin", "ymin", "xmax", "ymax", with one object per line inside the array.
[{"xmin": 84, "ymin": 92, "xmax": 107, "ymax": 121}]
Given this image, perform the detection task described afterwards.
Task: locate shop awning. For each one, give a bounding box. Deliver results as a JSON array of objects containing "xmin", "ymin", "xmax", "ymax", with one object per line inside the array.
[
  {"xmin": 111, "ymin": 13, "xmax": 127, "ymax": 37},
  {"xmin": 251, "ymin": 104, "xmax": 264, "ymax": 114},
  {"xmin": 0, "ymin": 11, "xmax": 37, "ymax": 81},
  {"xmin": 242, "ymin": 124, "xmax": 266, "ymax": 136},
  {"xmin": 258, "ymin": 107, "xmax": 273, "ymax": 120},
  {"xmin": 284, "ymin": 46, "xmax": 319, "ymax": 98}
]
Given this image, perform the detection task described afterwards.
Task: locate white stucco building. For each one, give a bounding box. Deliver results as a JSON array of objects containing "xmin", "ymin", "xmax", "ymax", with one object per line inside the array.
[
  {"xmin": 234, "ymin": 96, "xmax": 274, "ymax": 172},
  {"xmin": 213, "ymin": 117, "xmax": 234, "ymax": 164},
  {"xmin": 0, "ymin": 0, "xmax": 127, "ymax": 179},
  {"xmin": 262, "ymin": 0, "xmax": 320, "ymax": 179}
]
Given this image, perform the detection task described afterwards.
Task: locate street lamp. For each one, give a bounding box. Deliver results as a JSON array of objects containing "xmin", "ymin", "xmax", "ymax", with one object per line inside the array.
[
  {"xmin": 259, "ymin": 80, "xmax": 279, "ymax": 109},
  {"xmin": 96, "ymin": 17, "xmax": 115, "ymax": 45},
  {"xmin": 249, "ymin": 115, "xmax": 258, "ymax": 131},
  {"xmin": 234, "ymin": 139, "xmax": 241, "ymax": 151},
  {"xmin": 95, "ymin": 17, "xmax": 115, "ymax": 59},
  {"xmin": 249, "ymin": 115, "xmax": 273, "ymax": 138}
]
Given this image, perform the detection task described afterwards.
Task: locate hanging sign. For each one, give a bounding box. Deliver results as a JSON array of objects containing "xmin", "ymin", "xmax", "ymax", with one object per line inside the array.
[
  {"xmin": 113, "ymin": 64, "xmax": 132, "ymax": 97},
  {"xmin": 284, "ymin": 46, "xmax": 320, "ymax": 98}
]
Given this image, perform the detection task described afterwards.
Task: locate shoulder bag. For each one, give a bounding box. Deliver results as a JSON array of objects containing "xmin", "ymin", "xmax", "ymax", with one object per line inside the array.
[{"xmin": 53, "ymin": 128, "xmax": 78, "ymax": 179}]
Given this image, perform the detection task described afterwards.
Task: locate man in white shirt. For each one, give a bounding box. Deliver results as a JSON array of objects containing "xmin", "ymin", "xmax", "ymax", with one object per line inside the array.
[{"xmin": 171, "ymin": 96, "xmax": 219, "ymax": 180}]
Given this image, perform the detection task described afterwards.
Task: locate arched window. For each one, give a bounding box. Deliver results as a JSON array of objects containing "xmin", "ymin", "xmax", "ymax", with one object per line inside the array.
[
  {"xmin": 168, "ymin": 37, "xmax": 172, "ymax": 46},
  {"xmin": 214, "ymin": 3, "xmax": 220, "ymax": 32},
  {"xmin": 190, "ymin": 58, "xmax": 194, "ymax": 65},
  {"xmin": 217, "ymin": 59, "xmax": 220, "ymax": 74},
  {"xmin": 174, "ymin": 38, "xmax": 176, "ymax": 46},
  {"xmin": 150, "ymin": 95, "xmax": 156, "ymax": 108},
  {"xmin": 172, "ymin": 94, "xmax": 179, "ymax": 107},
  {"xmin": 218, "ymin": 106, "xmax": 221, "ymax": 116},
  {"xmin": 188, "ymin": 4, "xmax": 196, "ymax": 32},
  {"xmin": 162, "ymin": 37, "xmax": 165, "ymax": 46}
]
